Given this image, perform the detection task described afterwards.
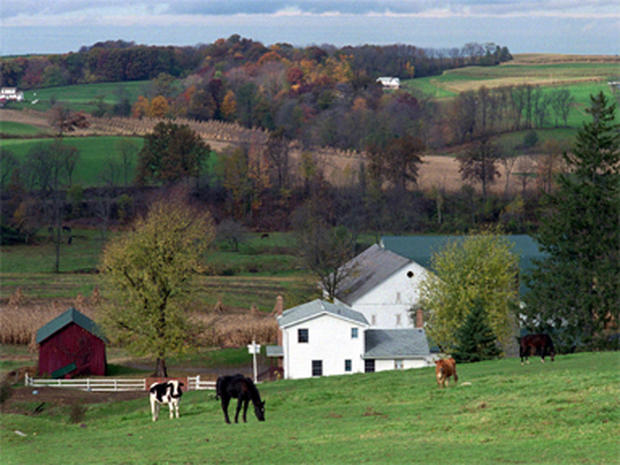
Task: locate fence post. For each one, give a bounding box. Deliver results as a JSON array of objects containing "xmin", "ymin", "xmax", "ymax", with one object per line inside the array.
[
  {"xmin": 196, "ymin": 375, "xmax": 200, "ymax": 391},
  {"xmin": 114, "ymin": 380, "xmax": 118, "ymax": 392},
  {"xmin": 87, "ymin": 378, "xmax": 91, "ymax": 391},
  {"xmin": 24, "ymin": 373, "xmax": 29, "ymax": 387}
]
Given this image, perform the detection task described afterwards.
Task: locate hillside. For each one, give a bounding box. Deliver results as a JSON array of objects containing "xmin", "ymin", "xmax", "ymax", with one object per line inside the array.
[{"xmin": 1, "ymin": 352, "xmax": 618, "ymax": 464}]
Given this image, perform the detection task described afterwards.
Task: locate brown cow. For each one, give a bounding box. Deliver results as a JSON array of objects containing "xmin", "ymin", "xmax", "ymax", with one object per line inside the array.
[{"xmin": 435, "ymin": 358, "xmax": 458, "ymax": 388}]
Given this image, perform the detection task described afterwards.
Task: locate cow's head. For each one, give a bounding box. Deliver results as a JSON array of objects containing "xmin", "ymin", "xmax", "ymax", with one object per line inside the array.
[{"xmin": 170, "ymin": 380, "xmax": 184, "ymax": 398}]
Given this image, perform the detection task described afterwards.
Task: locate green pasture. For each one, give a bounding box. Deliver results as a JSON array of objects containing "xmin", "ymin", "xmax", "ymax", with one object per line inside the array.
[
  {"xmin": 0, "ymin": 230, "xmax": 319, "ymax": 310},
  {"xmin": 10, "ymin": 80, "xmax": 150, "ymax": 113},
  {"xmin": 0, "ymin": 121, "xmax": 50, "ymax": 137},
  {"xmin": 1, "ymin": 352, "xmax": 618, "ymax": 464},
  {"xmin": 404, "ymin": 61, "xmax": 619, "ymax": 129},
  {"xmin": 0, "ymin": 136, "xmax": 143, "ymax": 187}
]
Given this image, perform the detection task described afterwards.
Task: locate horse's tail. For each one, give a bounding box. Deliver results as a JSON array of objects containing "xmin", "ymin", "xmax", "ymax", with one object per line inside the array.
[{"xmin": 215, "ymin": 377, "xmax": 222, "ymax": 400}]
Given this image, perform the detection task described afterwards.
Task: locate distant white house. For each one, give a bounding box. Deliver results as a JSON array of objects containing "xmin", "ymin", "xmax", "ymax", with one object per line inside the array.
[
  {"xmin": 271, "ymin": 299, "xmax": 432, "ymax": 380},
  {"xmin": 376, "ymin": 77, "xmax": 400, "ymax": 89},
  {"xmin": 0, "ymin": 87, "xmax": 25, "ymax": 102}
]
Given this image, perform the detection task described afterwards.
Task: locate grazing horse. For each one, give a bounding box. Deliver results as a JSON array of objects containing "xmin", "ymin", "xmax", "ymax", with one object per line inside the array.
[
  {"xmin": 519, "ymin": 334, "xmax": 555, "ymax": 365},
  {"xmin": 216, "ymin": 374, "xmax": 265, "ymax": 424},
  {"xmin": 435, "ymin": 358, "xmax": 458, "ymax": 388},
  {"xmin": 149, "ymin": 380, "xmax": 184, "ymax": 421}
]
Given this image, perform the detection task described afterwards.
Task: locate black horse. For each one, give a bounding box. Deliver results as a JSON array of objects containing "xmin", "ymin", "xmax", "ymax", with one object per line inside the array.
[
  {"xmin": 215, "ymin": 374, "xmax": 265, "ymax": 424},
  {"xmin": 519, "ymin": 333, "xmax": 556, "ymax": 365}
]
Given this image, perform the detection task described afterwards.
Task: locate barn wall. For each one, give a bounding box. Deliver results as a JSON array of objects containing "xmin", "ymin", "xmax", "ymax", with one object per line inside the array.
[
  {"xmin": 38, "ymin": 323, "xmax": 106, "ymax": 377},
  {"xmin": 349, "ymin": 262, "xmax": 429, "ymax": 329}
]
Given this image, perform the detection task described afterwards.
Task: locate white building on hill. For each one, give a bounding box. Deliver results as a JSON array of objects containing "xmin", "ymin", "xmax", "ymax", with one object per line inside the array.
[{"xmin": 0, "ymin": 87, "xmax": 25, "ymax": 102}]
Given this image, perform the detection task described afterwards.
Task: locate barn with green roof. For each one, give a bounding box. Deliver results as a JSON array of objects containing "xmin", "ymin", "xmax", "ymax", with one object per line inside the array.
[{"xmin": 36, "ymin": 307, "xmax": 107, "ymax": 378}]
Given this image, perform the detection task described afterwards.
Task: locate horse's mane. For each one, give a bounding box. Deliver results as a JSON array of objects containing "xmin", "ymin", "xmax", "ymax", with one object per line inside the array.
[{"xmin": 245, "ymin": 378, "xmax": 262, "ymax": 403}]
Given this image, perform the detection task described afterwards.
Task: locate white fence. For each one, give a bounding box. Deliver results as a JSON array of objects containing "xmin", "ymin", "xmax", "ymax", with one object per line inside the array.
[{"xmin": 25, "ymin": 374, "xmax": 216, "ymax": 392}]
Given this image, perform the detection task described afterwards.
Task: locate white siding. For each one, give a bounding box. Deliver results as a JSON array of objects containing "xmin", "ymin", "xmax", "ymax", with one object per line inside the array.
[
  {"xmin": 374, "ymin": 358, "xmax": 431, "ymax": 372},
  {"xmin": 348, "ymin": 262, "xmax": 429, "ymax": 329},
  {"xmin": 282, "ymin": 314, "xmax": 366, "ymax": 379}
]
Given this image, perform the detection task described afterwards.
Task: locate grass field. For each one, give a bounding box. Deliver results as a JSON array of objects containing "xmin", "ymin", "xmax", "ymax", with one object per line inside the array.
[
  {"xmin": 1, "ymin": 352, "xmax": 618, "ymax": 465},
  {"xmin": 0, "ymin": 230, "xmax": 319, "ymax": 311},
  {"xmin": 0, "ymin": 136, "xmax": 143, "ymax": 187},
  {"xmin": 0, "ymin": 121, "xmax": 50, "ymax": 137},
  {"xmin": 8, "ymin": 80, "xmax": 150, "ymax": 113}
]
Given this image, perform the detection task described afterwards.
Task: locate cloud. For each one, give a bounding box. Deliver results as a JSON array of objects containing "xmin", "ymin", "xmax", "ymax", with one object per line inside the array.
[{"xmin": 2, "ymin": 0, "xmax": 619, "ymax": 27}]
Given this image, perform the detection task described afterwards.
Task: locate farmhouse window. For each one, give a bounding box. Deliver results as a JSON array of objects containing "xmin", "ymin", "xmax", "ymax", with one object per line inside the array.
[
  {"xmin": 298, "ymin": 328, "xmax": 309, "ymax": 343},
  {"xmin": 396, "ymin": 314, "xmax": 402, "ymax": 326},
  {"xmin": 345, "ymin": 359, "xmax": 352, "ymax": 372},
  {"xmin": 365, "ymin": 359, "xmax": 375, "ymax": 373},
  {"xmin": 351, "ymin": 327, "xmax": 358, "ymax": 339},
  {"xmin": 371, "ymin": 315, "xmax": 377, "ymax": 325},
  {"xmin": 312, "ymin": 360, "xmax": 323, "ymax": 376}
]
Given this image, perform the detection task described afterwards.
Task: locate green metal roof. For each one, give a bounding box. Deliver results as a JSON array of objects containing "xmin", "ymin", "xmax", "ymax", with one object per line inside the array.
[
  {"xmin": 35, "ymin": 307, "xmax": 107, "ymax": 344},
  {"xmin": 380, "ymin": 234, "xmax": 545, "ymax": 294}
]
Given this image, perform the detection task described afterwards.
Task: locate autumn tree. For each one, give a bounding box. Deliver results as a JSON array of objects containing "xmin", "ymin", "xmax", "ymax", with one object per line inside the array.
[
  {"xmin": 48, "ymin": 105, "xmax": 89, "ymax": 136},
  {"xmin": 136, "ymin": 122, "xmax": 210, "ymax": 184},
  {"xmin": 99, "ymin": 195, "xmax": 215, "ymax": 377},
  {"xmin": 418, "ymin": 230, "xmax": 519, "ymax": 352},
  {"xmin": 522, "ymin": 92, "xmax": 619, "ymax": 350}
]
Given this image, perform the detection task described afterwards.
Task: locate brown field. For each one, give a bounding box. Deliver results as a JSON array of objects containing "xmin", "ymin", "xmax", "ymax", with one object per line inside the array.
[
  {"xmin": 0, "ymin": 108, "xmax": 539, "ymax": 195},
  {"xmin": 0, "ymin": 295, "xmax": 278, "ymax": 349}
]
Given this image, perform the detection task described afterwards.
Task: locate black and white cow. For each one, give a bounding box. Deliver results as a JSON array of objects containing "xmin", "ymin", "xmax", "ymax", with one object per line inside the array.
[{"xmin": 149, "ymin": 380, "xmax": 184, "ymax": 421}]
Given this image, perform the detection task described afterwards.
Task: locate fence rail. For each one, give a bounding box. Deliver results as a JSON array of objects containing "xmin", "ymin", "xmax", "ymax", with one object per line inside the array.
[{"xmin": 25, "ymin": 374, "xmax": 216, "ymax": 392}]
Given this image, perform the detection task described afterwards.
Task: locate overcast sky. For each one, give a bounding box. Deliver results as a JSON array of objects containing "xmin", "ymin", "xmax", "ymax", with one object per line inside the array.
[{"xmin": 1, "ymin": 1, "xmax": 619, "ymax": 55}]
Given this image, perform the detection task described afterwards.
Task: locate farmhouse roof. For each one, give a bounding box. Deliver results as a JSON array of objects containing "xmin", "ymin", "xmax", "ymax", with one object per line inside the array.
[
  {"xmin": 380, "ymin": 234, "xmax": 545, "ymax": 294},
  {"xmin": 334, "ymin": 244, "xmax": 412, "ymax": 305},
  {"xmin": 364, "ymin": 329, "xmax": 430, "ymax": 359},
  {"xmin": 278, "ymin": 299, "xmax": 369, "ymax": 328},
  {"xmin": 36, "ymin": 307, "xmax": 107, "ymax": 344}
]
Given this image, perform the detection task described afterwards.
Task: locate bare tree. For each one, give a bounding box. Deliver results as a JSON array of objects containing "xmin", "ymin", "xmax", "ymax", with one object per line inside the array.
[
  {"xmin": 458, "ymin": 137, "xmax": 501, "ymax": 200},
  {"xmin": 25, "ymin": 140, "xmax": 80, "ymax": 272}
]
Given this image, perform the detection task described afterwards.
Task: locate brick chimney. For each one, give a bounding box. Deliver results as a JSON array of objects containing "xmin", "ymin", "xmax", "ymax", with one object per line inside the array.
[
  {"xmin": 415, "ymin": 308, "xmax": 424, "ymax": 328},
  {"xmin": 273, "ymin": 295, "xmax": 284, "ymax": 370},
  {"xmin": 273, "ymin": 295, "xmax": 284, "ymax": 346}
]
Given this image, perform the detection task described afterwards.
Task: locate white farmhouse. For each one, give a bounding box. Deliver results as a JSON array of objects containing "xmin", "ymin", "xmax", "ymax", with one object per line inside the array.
[
  {"xmin": 329, "ymin": 243, "xmax": 430, "ymax": 329},
  {"xmin": 273, "ymin": 299, "xmax": 432, "ymax": 380},
  {"xmin": 0, "ymin": 87, "xmax": 25, "ymax": 102},
  {"xmin": 376, "ymin": 77, "xmax": 400, "ymax": 89}
]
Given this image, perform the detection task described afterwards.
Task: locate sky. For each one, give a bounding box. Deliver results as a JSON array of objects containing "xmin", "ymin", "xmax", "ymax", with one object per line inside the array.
[{"xmin": 1, "ymin": 1, "xmax": 619, "ymax": 56}]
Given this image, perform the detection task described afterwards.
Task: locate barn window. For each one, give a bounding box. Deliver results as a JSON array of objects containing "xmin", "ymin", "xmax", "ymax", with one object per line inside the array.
[
  {"xmin": 312, "ymin": 360, "xmax": 323, "ymax": 376},
  {"xmin": 298, "ymin": 328, "xmax": 309, "ymax": 343},
  {"xmin": 351, "ymin": 327, "xmax": 358, "ymax": 339},
  {"xmin": 365, "ymin": 359, "xmax": 375, "ymax": 373},
  {"xmin": 407, "ymin": 271, "xmax": 414, "ymax": 278},
  {"xmin": 345, "ymin": 359, "xmax": 352, "ymax": 372},
  {"xmin": 394, "ymin": 359, "xmax": 404, "ymax": 370}
]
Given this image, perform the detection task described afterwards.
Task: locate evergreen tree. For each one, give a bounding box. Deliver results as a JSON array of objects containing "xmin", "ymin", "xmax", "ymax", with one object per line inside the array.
[
  {"xmin": 453, "ymin": 300, "xmax": 500, "ymax": 363},
  {"xmin": 523, "ymin": 92, "xmax": 619, "ymax": 350}
]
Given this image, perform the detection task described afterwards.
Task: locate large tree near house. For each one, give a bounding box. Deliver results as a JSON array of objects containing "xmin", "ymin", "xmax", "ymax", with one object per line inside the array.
[{"xmin": 99, "ymin": 193, "xmax": 215, "ymax": 376}]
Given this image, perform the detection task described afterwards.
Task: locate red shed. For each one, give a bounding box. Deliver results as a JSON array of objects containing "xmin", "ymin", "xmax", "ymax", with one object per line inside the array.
[{"xmin": 36, "ymin": 307, "xmax": 107, "ymax": 378}]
